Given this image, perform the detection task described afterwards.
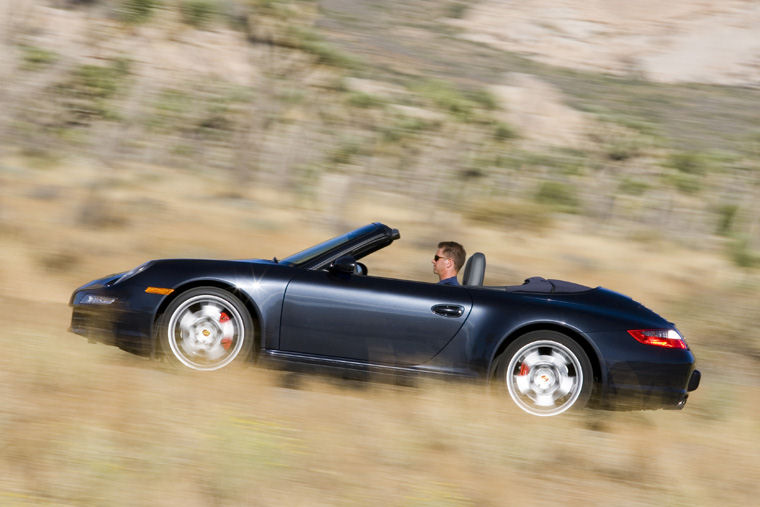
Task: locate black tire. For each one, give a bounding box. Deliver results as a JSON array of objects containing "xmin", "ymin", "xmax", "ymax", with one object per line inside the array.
[
  {"xmin": 495, "ymin": 330, "xmax": 592, "ymax": 416},
  {"xmin": 158, "ymin": 287, "xmax": 254, "ymax": 371}
]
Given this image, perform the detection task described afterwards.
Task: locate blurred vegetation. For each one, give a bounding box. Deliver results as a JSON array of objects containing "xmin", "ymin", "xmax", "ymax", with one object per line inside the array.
[
  {"xmin": 56, "ymin": 59, "xmax": 132, "ymax": 125},
  {"xmin": 534, "ymin": 181, "xmax": 580, "ymax": 214},
  {"xmin": 20, "ymin": 45, "xmax": 59, "ymax": 71},
  {"xmin": 178, "ymin": 0, "xmax": 219, "ymax": 29},
  {"xmin": 728, "ymin": 237, "xmax": 760, "ymax": 269},
  {"xmin": 2, "ymin": 0, "xmax": 760, "ymax": 267},
  {"xmin": 1, "ymin": 4, "xmax": 759, "ymax": 504},
  {"xmin": 116, "ymin": 0, "xmax": 161, "ymax": 24}
]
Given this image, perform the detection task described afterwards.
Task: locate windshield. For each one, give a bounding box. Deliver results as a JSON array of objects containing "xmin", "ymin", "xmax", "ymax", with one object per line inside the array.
[{"xmin": 280, "ymin": 224, "xmax": 380, "ymax": 267}]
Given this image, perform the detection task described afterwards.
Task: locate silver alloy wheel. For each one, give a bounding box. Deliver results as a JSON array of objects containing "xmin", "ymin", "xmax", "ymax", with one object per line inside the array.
[
  {"xmin": 505, "ymin": 339, "xmax": 584, "ymax": 416},
  {"xmin": 166, "ymin": 294, "xmax": 246, "ymax": 371}
]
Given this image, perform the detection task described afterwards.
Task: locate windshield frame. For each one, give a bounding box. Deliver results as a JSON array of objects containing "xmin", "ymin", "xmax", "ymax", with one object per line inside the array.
[{"xmin": 280, "ymin": 223, "xmax": 396, "ymax": 268}]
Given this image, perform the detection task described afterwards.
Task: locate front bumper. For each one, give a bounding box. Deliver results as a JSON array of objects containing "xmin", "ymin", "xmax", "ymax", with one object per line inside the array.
[{"xmin": 69, "ymin": 282, "xmax": 159, "ymax": 356}]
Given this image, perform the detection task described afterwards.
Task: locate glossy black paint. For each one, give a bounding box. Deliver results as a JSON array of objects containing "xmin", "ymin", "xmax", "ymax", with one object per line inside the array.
[
  {"xmin": 281, "ymin": 271, "xmax": 472, "ymax": 364},
  {"xmin": 70, "ymin": 222, "xmax": 699, "ymax": 411}
]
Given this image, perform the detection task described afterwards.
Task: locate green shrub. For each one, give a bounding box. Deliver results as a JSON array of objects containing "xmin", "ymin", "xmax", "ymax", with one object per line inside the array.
[
  {"xmin": 467, "ymin": 89, "xmax": 498, "ymax": 111},
  {"xmin": 347, "ymin": 92, "xmax": 383, "ymax": 109},
  {"xmin": 179, "ymin": 0, "xmax": 219, "ymax": 29},
  {"xmin": 534, "ymin": 180, "xmax": 580, "ymax": 213},
  {"xmin": 445, "ymin": 1, "xmax": 469, "ymax": 19},
  {"xmin": 56, "ymin": 59, "xmax": 130, "ymax": 124},
  {"xmin": 618, "ymin": 178, "xmax": 649, "ymax": 196},
  {"xmin": 411, "ymin": 79, "xmax": 474, "ymax": 121},
  {"xmin": 665, "ymin": 172, "xmax": 702, "ymax": 194},
  {"xmin": 69, "ymin": 59, "xmax": 130, "ymax": 99},
  {"xmin": 328, "ymin": 140, "xmax": 362, "ymax": 165},
  {"xmin": 21, "ymin": 45, "xmax": 58, "ymax": 70},
  {"xmin": 466, "ymin": 199, "xmax": 552, "ymax": 230},
  {"xmin": 289, "ymin": 28, "xmax": 359, "ymax": 69},
  {"xmin": 665, "ymin": 152, "xmax": 708, "ymax": 175},
  {"xmin": 117, "ymin": 0, "xmax": 159, "ymax": 25},
  {"xmin": 522, "ymin": 150, "xmax": 587, "ymax": 175},
  {"xmin": 379, "ymin": 116, "xmax": 435, "ymax": 143},
  {"xmin": 606, "ymin": 140, "xmax": 640, "ymax": 161},
  {"xmin": 728, "ymin": 237, "xmax": 760, "ymax": 269},
  {"xmin": 660, "ymin": 151, "xmax": 712, "ymax": 194},
  {"xmin": 715, "ymin": 204, "xmax": 739, "ymax": 236},
  {"xmin": 493, "ymin": 121, "xmax": 518, "ymax": 142}
]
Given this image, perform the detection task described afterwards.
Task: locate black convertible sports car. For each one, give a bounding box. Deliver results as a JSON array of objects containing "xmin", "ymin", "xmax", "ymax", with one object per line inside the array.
[{"xmin": 70, "ymin": 222, "xmax": 700, "ymax": 416}]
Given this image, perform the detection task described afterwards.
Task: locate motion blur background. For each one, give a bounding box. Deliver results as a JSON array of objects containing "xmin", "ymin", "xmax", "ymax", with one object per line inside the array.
[{"xmin": 1, "ymin": 0, "xmax": 759, "ymax": 505}]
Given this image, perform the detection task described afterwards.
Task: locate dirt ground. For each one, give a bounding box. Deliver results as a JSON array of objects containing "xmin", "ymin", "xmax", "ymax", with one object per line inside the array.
[{"xmin": 454, "ymin": 0, "xmax": 760, "ymax": 86}]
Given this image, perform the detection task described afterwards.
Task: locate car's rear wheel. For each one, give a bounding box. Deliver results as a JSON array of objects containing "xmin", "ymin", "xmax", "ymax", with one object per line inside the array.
[
  {"xmin": 496, "ymin": 331, "xmax": 592, "ymax": 416},
  {"xmin": 159, "ymin": 287, "xmax": 253, "ymax": 371}
]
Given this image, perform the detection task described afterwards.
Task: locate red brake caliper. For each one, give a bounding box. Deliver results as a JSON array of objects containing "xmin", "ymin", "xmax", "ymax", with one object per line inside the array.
[
  {"xmin": 219, "ymin": 312, "xmax": 232, "ymax": 350},
  {"xmin": 519, "ymin": 363, "xmax": 530, "ymax": 376}
]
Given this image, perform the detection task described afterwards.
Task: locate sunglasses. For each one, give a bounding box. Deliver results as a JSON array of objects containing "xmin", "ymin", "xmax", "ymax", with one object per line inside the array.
[{"xmin": 434, "ymin": 255, "xmax": 450, "ymax": 261}]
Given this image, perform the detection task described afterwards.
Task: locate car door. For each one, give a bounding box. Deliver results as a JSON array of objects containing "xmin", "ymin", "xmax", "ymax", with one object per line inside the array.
[{"xmin": 279, "ymin": 270, "xmax": 472, "ymax": 365}]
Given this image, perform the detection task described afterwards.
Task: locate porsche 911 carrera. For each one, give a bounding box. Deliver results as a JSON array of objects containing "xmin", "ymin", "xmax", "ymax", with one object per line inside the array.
[{"xmin": 70, "ymin": 222, "xmax": 700, "ymax": 416}]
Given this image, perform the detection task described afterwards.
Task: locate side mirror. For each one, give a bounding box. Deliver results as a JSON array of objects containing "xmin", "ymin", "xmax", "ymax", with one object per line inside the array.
[{"xmin": 331, "ymin": 255, "xmax": 356, "ymax": 274}]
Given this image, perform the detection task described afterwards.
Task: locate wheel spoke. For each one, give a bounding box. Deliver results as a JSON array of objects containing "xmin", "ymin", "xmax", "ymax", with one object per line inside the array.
[
  {"xmin": 220, "ymin": 320, "xmax": 235, "ymax": 338},
  {"xmin": 534, "ymin": 392, "xmax": 556, "ymax": 407},
  {"xmin": 550, "ymin": 350, "xmax": 569, "ymax": 369},
  {"xmin": 205, "ymin": 343, "xmax": 227, "ymax": 361},
  {"xmin": 180, "ymin": 334, "xmax": 202, "ymax": 356},
  {"xmin": 559, "ymin": 375, "xmax": 576, "ymax": 396},
  {"xmin": 521, "ymin": 350, "xmax": 542, "ymax": 369},
  {"xmin": 514, "ymin": 373, "xmax": 532, "ymax": 394},
  {"xmin": 178, "ymin": 311, "xmax": 198, "ymax": 334},
  {"xmin": 200, "ymin": 303, "xmax": 223, "ymax": 321}
]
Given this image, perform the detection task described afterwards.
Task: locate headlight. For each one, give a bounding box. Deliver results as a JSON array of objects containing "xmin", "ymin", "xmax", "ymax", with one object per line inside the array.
[
  {"xmin": 81, "ymin": 295, "xmax": 116, "ymax": 305},
  {"xmin": 113, "ymin": 261, "xmax": 152, "ymax": 285}
]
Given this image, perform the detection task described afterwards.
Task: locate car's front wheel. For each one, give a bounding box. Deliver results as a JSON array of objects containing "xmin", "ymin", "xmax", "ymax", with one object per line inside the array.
[
  {"xmin": 496, "ymin": 331, "xmax": 592, "ymax": 416},
  {"xmin": 159, "ymin": 287, "xmax": 253, "ymax": 371}
]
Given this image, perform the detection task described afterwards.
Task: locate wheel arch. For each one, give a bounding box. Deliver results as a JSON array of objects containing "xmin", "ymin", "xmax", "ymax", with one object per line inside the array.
[
  {"xmin": 489, "ymin": 322, "xmax": 603, "ymax": 389},
  {"xmin": 152, "ymin": 279, "xmax": 263, "ymax": 361}
]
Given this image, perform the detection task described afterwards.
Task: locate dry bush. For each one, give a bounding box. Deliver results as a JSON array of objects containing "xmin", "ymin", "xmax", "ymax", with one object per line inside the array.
[{"xmin": 465, "ymin": 199, "xmax": 553, "ymax": 231}]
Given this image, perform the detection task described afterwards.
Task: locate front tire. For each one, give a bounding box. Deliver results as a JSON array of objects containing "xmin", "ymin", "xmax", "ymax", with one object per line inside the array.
[
  {"xmin": 496, "ymin": 331, "xmax": 592, "ymax": 416},
  {"xmin": 159, "ymin": 287, "xmax": 253, "ymax": 371}
]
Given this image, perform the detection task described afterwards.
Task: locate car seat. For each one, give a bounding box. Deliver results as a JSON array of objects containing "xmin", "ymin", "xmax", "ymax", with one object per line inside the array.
[{"xmin": 462, "ymin": 252, "xmax": 486, "ymax": 286}]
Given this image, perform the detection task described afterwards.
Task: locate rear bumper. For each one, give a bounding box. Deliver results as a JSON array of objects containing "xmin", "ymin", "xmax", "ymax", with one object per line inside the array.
[
  {"xmin": 596, "ymin": 365, "xmax": 700, "ymax": 411},
  {"xmin": 585, "ymin": 328, "xmax": 700, "ymax": 411}
]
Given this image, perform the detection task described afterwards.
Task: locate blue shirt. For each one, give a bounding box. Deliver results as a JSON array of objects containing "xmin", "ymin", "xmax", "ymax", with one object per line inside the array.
[{"xmin": 438, "ymin": 276, "xmax": 460, "ymax": 286}]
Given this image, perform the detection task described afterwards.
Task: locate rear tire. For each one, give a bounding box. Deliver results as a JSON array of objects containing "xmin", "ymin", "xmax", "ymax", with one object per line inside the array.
[
  {"xmin": 159, "ymin": 287, "xmax": 253, "ymax": 371},
  {"xmin": 495, "ymin": 331, "xmax": 592, "ymax": 416}
]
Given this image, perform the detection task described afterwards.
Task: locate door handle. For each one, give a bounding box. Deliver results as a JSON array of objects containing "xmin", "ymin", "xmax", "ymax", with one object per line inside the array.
[{"xmin": 431, "ymin": 304, "xmax": 465, "ymax": 318}]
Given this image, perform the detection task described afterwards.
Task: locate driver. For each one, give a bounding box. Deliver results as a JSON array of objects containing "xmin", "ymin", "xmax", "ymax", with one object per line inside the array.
[{"xmin": 433, "ymin": 241, "xmax": 465, "ymax": 286}]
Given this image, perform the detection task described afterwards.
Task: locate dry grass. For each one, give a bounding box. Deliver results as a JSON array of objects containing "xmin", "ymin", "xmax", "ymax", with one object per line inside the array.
[
  {"xmin": 1, "ymin": 158, "xmax": 759, "ymax": 505},
  {"xmin": 2, "ymin": 302, "xmax": 758, "ymax": 506}
]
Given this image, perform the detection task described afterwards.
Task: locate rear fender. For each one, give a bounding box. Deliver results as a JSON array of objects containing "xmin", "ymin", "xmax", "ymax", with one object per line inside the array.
[{"xmin": 488, "ymin": 323, "xmax": 605, "ymax": 391}]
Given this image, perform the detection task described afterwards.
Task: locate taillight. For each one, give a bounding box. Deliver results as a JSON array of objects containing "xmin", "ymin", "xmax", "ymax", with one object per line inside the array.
[{"xmin": 628, "ymin": 329, "xmax": 688, "ymax": 349}]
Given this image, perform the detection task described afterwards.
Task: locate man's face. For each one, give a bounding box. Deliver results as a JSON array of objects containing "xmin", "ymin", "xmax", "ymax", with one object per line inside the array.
[{"xmin": 432, "ymin": 248, "xmax": 449, "ymax": 277}]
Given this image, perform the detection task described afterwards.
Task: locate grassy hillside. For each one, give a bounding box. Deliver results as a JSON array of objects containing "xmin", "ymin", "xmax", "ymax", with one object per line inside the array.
[
  {"xmin": 2, "ymin": 0, "xmax": 760, "ymax": 259},
  {"xmin": 2, "ymin": 147, "xmax": 759, "ymax": 506}
]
